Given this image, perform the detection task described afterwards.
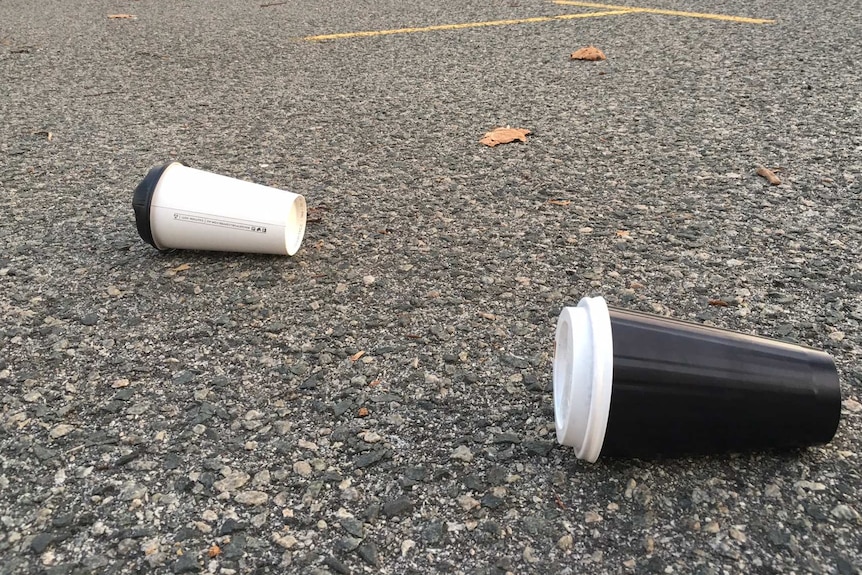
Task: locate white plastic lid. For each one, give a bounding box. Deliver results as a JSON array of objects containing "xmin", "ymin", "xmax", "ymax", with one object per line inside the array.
[{"xmin": 553, "ymin": 296, "xmax": 614, "ymax": 462}]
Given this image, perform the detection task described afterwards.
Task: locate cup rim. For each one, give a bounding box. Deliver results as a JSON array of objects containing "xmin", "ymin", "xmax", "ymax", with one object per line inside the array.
[
  {"xmin": 553, "ymin": 296, "xmax": 614, "ymax": 462},
  {"xmin": 132, "ymin": 161, "xmax": 184, "ymax": 250}
]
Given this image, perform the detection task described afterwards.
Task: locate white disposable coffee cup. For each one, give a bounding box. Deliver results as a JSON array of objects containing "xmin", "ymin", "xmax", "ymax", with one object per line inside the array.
[{"xmin": 133, "ymin": 162, "xmax": 307, "ymax": 255}]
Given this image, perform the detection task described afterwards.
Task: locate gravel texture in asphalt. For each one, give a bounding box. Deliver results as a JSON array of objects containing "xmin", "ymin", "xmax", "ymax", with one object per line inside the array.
[{"xmin": 1, "ymin": 0, "xmax": 861, "ymax": 574}]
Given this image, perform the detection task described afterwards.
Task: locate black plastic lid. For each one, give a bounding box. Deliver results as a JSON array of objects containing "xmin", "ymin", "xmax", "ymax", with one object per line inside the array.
[{"xmin": 132, "ymin": 162, "xmax": 182, "ymax": 249}]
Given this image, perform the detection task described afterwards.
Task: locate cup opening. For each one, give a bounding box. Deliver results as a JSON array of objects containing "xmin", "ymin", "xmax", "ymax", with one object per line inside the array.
[
  {"xmin": 554, "ymin": 317, "xmax": 574, "ymax": 436},
  {"xmin": 284, "ymin": 195, "xmax": 307, "ymax": 256}
]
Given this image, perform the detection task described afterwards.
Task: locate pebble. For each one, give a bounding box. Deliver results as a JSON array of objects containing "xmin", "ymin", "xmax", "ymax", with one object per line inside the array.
[
  {"xmin": 557, "ymin": 534, "xmax": 574, "ymax": 551},
  {"xmin": 298, "ymin": 439, "xmax": 318, "ymax": 451},
  {"xmin": 421, "ymin": 521, "xmax": 445, "ymax": 544},
  {"xmin": 235, "ymin": 491, "xmax": 268, "ymax": 505},
  {"xmin": 173, "ymin": 371, "xmax": 194, "ymax": 385},
  {"xmin": 643, "ymin": 535, "xmax": 655, "ymax": 554},
  {"xmin": 357, "ymin": 541, "xmax": 380, "ymax": 566},
  {"xmin": 30, "ymin": 533, "xmax": 54, "ymax": 553},
  {"xmin": 691, "ymin": 487, "xmax": 710, "ymax": 505},
  {"xmin": 794, "ymin": 480, "xmax": 827, "ymax": 492},
  {"xmin": 359, "ymin": 431, "xmax": 382, "ymax": 443},
  {"xmin": 382, "ymin": 496, "xmax": 413, "ymax": 518},
  {"xmin": 274, "ymin": 420, "xmax": 292, "ymax": 434},
  {"xmin": 194, "ymin": 521, "xmax": 212, "ymax": 534},
  {"xmin": 354, "ymin": 449, "xmax": 387, "ymax": 468},
  {"xmin": 450, "ymin": 445, "xmax": 474, "ymax": 462},
  {"xmin": 523, "ymin": 440, "xmax": 553, "ymax": 456},
  {"xmin": 80, "ymin": 312, "xmax": 99, "ymax": 326},
  {"xmin": 764, "ymin": 484, "xmax": 782, "ymax": 498},
  {"xmin": 119, "ymin": 481, "xmax": 147, "ymax": 501},
  {"xmin": 171, "ymin": 554, "xmax": 199, "ymax": 574},
  {"xmin": 340, "ymin": 517, "xmax": 366, "ymax": 538},
  {"xmin": 458, "ymin": 495, "xmax": 480, "ymax": 511},
  {"xmin": 842, "ymin": 398, "xmax": 862, "ymax": 413},
  {"xmin": 335, "ymin": 536, "xmax": 362, "ymax": 552},
  {"xmin": 492, "ymin": 432, "xmax": 521, "ymax": 444},
  {"xmin": 49, "ymin": 424, "xmax": 75, "ymax": 439},
  {"xmin": 272, "ymin": 533, "xmax": 297, "ymax": 549},
  {"xmin": 218, "ymin": 519, "xmax": 244, "ymax": 536},
  {"xmin": 400, "ymin": 539, "xmax": 416, "ymax": 556},
  {"xmin": 585, "ymin": 511, "xmax": 603, "ymax": 523},
  {"xmin": 704, "ymin": 521, "xmax": 720, "ymax": 534},
  {"xmin": 831, "ymin": 504, "xmax": 860, "ymax": 521},
  {"xmin": 293, "ymin": 461, "xmax": 312, "ymax": 477},
  {"xmin": 244, "ymin": 409, "xmax": 264, "ymax": 420},
  {"xmin": 214, "ymin": 471, "xmax": 250, "ymax": 493},
  {"xmin": 341, "ymin": 487, "xmax": 360, "ymax": 502},
  {"xmin": 481, "ymin": 492, "xmax": 504, "ymax": 509}
]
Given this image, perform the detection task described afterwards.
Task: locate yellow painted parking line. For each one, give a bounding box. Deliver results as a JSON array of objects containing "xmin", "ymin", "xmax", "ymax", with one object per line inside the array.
[
  {"xmin": 553, "ymin": 0, "xmax": 774, "ymax": 24},
  {"xmin": 302, "ymin": 10, "xmax": 631, "ymax": 41}
]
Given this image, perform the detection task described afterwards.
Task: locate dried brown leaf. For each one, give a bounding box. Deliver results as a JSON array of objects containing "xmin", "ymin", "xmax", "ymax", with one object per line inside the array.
[
  {"xmin": 171, "ymin": 263, "xmax": 191, "ymax": 273},
  {"xmin": 107, "ymin": 14, "xmax": 136, "ymax": 19},
  {"xmin": 571, "ymin": 46, "xmax": 606, "ymax": 61},
  {"xmin": 554, "ymin": 493, "xmax": 567, "ymax": 510},
  {"xmin": 756, "ymin": 166, "xmax": 781, "ymax": 185},
  {"xmin": 480, "ymin": 127, "xmax": 531, "ymax": 147},
  {"xmin": 208, "ymin": 545, "xmax": 221, "ymax": 558},
  {"xmin": 615, "ymin": 230, "xmax": 630, "ymax": 237},
  {"xmin": 357, "ymin": 407, "xmax": 369, "ymax": 417},
  {"xmin": 708, "ymin": 299, "xmax": 729, "ymax": 307},
  {"xmin": 349, "ymin": 350, "xmax": 366, "ymax": 362}
]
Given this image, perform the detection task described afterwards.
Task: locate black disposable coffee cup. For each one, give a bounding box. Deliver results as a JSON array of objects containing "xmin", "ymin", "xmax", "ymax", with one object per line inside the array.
[{"xmin": 553, "ymin": 296, "xmax": 841, "ymax": 461}]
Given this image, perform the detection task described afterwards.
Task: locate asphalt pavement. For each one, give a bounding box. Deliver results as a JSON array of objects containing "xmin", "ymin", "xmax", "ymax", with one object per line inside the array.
[{"xmin": 1, "ymin": 0, "xmax": 861, "ymax": 573}]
